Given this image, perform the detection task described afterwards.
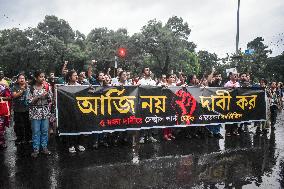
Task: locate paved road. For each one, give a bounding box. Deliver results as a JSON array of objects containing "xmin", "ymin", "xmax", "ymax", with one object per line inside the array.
[{"xmin": 1, "ymin": 111, "xmax": 284, "ymax": 189}]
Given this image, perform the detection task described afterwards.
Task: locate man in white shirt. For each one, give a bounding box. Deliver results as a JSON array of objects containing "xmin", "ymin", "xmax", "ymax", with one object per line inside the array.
[
  {"xmin": 224, "ymin": 71, "xmax": 240, "ymax": 137},
  {"xmin": 138, "ymin": 67, "xmax": 158, "ymax": 144},
  {"xmin": 137, "ymin": 67, "xmax": 156, "ymax": 86},
  {"xmin": 111, "ymin": 68, "xmax": 123, "ymax": 85}
]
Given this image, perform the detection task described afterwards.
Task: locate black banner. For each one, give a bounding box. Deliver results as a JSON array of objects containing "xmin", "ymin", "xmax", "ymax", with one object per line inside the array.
[{"xmin": 56, "ymin": 86, "xmax": 266, "ymax": 135}]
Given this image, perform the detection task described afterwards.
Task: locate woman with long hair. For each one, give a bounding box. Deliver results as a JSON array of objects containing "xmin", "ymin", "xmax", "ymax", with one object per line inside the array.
[
  {"xmin": 28, "ymin": 70, "xmax": 52, "ymax": 157},
  {"xmin": 12, "ymin": 73, "xmax": 32, "ymax": 145}
]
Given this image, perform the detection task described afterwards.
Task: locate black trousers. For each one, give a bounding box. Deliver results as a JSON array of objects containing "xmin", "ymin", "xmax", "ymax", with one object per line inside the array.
[
  {"xmin": 68, "ymin": 135, "xmax": 84, "ymax": 147},
  {"xmin": 225, "ymin": 123, "xmax": 238, "ymax": 134},
  {"xmin": 14, "ymin": 111, "xmax": 32, "ymax": 142},
  {"xmin": 270, "ymin": 105, "xmax": 278, "ymax": 126}
]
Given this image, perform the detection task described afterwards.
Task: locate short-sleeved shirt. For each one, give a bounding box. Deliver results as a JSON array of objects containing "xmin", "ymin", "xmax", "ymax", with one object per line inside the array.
[
  {"xmin": 112, "ymin": 80, "xmax": 132, "ymax": 86},
  {"xmin": 137, "ymin": 78, "xmax": 156, "ymax": 86},
  {"xmin": 224, "ymin": 80, "xmax": 240, "ymax": 88},
  {"xmin": 270, "ymin": 89, "xmax": 281, "ymax": 107},
  {"xmin": 12, "ymin": 84, "xmax": 30, "ymax": 112},
  {"xmin": 28, "ymin": 85, "xmax": 53, "ymax": 120}
]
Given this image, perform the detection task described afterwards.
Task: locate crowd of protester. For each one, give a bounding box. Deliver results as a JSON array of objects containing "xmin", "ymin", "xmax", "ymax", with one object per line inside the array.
[{"xmin": 0, "ymin": 60, "xmax": 283, "ymax": 158}]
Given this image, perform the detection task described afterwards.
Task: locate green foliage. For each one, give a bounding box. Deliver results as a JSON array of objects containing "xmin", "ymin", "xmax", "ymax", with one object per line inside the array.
[
  {"xmin": 37, "ymin": 15, "xmax": 75, "ymax": 44},
  {"xmin": 197, "ymin": 50, "xmax": 218, "ymax": 76},
  {"xmin": 0, "ymin": 28, "xmax": 32, "ymax": 75},
  {"xmin": 178, "ymin": 50, "xmax": 200, "ymax": 75},
  {"xmin": 265, "ymin": 52, "xmax": 284, "ymax": 81},
  {"xmin": 226, "ymin": 37, "xmax": 277, "ymax": 82},
  {"xmin": 138, "ymin": 16, "xmax": 197, "ymax": 75},
  {"xmin": 85, "ymin": 27, "xmax": 130, "ymax": 73},
  {"xmin": 0, "ymin": 16, "xmax": 282, "ymax": 83},
  {"xmin": 0, "ymin": 16, "xmax": 86, "ymax": 76}
]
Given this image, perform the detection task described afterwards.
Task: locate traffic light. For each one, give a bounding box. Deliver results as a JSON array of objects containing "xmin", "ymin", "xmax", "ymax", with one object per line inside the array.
[{"xmin": 117, "ymin": 47, "xmax": 126, "ymax": 58}]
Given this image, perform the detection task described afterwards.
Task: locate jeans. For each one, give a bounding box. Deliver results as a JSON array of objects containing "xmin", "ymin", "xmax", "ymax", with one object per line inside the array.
[{"xmin": 31, "ymin": 119, "xmax": 49, "ymax": 150}]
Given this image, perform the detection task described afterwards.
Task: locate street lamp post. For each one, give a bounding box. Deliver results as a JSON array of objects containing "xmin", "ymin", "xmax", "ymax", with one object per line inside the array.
[
  {"xmin": 236, "ymin": 0, "xmax": 240, "ymax": 54},
  {"xmin": 232, "ymin": 0, "xmax": 241, "ymax": 68}
]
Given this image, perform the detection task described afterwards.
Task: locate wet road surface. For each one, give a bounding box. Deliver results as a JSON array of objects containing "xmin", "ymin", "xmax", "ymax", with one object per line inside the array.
[{"xmin": 1, "ymin": 112, "xmax": 284, "ymax": 189}]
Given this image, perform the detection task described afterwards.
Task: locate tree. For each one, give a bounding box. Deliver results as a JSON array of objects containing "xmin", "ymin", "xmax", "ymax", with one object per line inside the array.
[
  {"xmin": 265, "ymin": 52, "xmax": 284, "ymax": 81},
  {"xmin": 177, "ymin": 50, "xmax": 200, "ymax": 75},
  {"xmin": 223, "ymin": 37, "xmax": 273, "ymax": 82},
  {"xmin": 1, "ymin": 15, "xmax": 282, "ymax": 82},
  {"xmin": 37, "ymin": 15, "xmax": 75, "ymax": 44},
  {"xmin": 139, "ymin": 16, "xmax": 197, "ymax": 75},
  {"xmin": 239, "ymin": 37, "xmax": 271, "ymax": 80},
  {"xmin": 85, "ymin": 27, "xmax": 131, "ymax": 73},
  {"xmin": 74, "ymin": 30, "xmax": 86, "ymax": 50},
  {"xmin": 0, "ymin": 16, "xmax": 87, "ymax": 76},
  {"xmin": 246, "ymin": 37, "xmax": 272, "ymax": 78},
  {"xmin": 197, "ymin": 50, "xmax": 218, "ymax": 76},
  {"xmin": 0, "ymin": 28, "xmax": 31, "ymax": 75}
]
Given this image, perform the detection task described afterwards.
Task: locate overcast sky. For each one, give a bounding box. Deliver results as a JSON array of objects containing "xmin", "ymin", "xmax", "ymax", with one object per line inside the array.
[{"xmin": 0, "ymin": 0, "xmax": 283, "ymax": 57}]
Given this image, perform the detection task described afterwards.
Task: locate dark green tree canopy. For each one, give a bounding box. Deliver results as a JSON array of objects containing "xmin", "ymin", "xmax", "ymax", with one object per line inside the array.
[
  {"xmin": 38, "ymin": 15, "xmax": 75, "ymax": 44},
  {"xmin": 0, "ymin": 15, "xmax": 282, "ymax": 82}
]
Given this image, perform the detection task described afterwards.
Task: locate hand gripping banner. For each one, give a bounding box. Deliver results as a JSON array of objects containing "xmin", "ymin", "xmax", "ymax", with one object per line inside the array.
[{"xmin": 55, "ymin": 86, "xmax": 266, "ymax": 135}]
